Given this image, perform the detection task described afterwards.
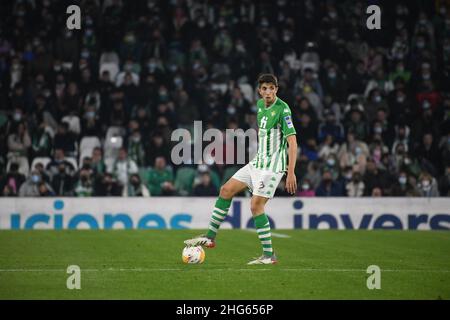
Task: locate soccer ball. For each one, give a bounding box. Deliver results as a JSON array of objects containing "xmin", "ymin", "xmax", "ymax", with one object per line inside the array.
[{"xmin": 182, "ymin": 246, "xmax": 205, "ymax": 264}]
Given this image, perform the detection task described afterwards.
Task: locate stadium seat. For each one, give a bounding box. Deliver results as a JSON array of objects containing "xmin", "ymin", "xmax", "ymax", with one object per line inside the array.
[
  {"xmin": 209, "ymin": 169, "xmax": 221, "ymax": 189},
  {"xmin": 104, "ymin": 157, "xmax": 115, "ymax": 173},
  {"xmin": 99, "ymin": 62, "xmax": 119, "ymax": 82},
  {"xmin": 174, "ymin": 167, "xmax": 196, "ymax": 196},
  {"xmin": 79, "ymin": 149, "xmax": 93, "ymax": 167},
  {"xmin": 105, "ymin": 126, "xmax": 126, "ymax": 140},
  {"xmin": 62, "ymin": 115, "xmax": 81, "ymax": 135},
  {"xmin": 79, "ymin": 136, "xmax": 101, "ymax": 163},
  {"xmin": 221, "ymin": 166, "xmax": 240, "ymax": 185},
  {"xmin": 7, "ymin": 157, "xmax": 30, "ymax": 176},
  {"xmin": 238, "ymin": 83, "xmax": 254, "ymax": 103},
  {"xmin": 30, "ymin": 157, "xmax": 51, "ymax": 172},
  {"xmin": 65, "ymin": 157, "xmax": 79, "ymax": 172},
  {"xmin": 104, "ymin": 136, "xmax": 123, "ymax": 160}
]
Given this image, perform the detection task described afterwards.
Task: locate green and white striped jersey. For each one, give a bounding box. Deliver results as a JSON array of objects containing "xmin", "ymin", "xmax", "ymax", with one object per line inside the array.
[{"xmin": 250, "ymin": 97, "xmax": 296, "ymax": 172}]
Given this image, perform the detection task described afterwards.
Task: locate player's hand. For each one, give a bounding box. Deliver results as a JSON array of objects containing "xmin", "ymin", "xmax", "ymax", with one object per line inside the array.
[{"xmin": 286, "ymin": 172, "xmax": 297, "ymax": 195}]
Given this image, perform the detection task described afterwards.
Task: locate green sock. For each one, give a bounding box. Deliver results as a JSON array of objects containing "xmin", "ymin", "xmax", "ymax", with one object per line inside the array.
[
  {"xmin": 253, "ymin": 214, "xmax": 273, "ymax": 257},
  {"xmin": 206, "ymin": 197, "xmax": 232, "ymax": 239}
]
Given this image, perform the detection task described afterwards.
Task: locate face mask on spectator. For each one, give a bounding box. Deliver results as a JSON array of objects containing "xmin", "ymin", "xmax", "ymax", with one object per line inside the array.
[
  {"xmin": 132, "ymin": 135, "xmax": 141, "ymax": 142},
  {"xmin": 174, "ymin": 77, "xmax": 183, "ymax": 87},
  {"xmin": 31, "ymin": 175, "xmax": 41, "ymax": 183},
  {"xmin": 416, "ymin": 41, "xmax": 425, "ymax": 48},
  {"xmin": 396, "ymin": 95, "xmax": 405, "ymax": 103},
  {"xmin": 302, "ymin": 183, "xmax": 309, "ymax": 190},
  {"xmin": 86, "ymin": 111, "xmax": 95, "ymax": 119},
  {"xmin": 326, "ymin": 158, "xmax": 335, "ymax": 167},
  {"xmin": 398, "ymin": 176, "xmax": 407, "ymax": 185},
  {"xmin": 422, "ymin": 72, "xmax": 431, "ymax": 80},
  {"xmin": 198, "ymin": 20, "xmax": 206, "ymax": 28},
  {"xmin": 374, "ymin": 126, "xmax": 383, "ymax": 134},
  {"xmin": 13, "ymin": 112, "xmax": 22, "ymax": 121},
  {"xmin": 328, "ymin": 70, "xmax": 336, "ymax": 78},
  {"xmin": 373, "ymin": 95, "xmax": 382, "ymax": 103},
  {"xmin": 421, "ymin": 179, "xmax": 431, "ymax": 190}
]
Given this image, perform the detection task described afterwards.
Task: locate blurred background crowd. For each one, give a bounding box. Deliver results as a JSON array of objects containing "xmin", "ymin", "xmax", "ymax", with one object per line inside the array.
[{"xmin": 0, "ymin": 0, "xmax": 449, "ymax": 198}]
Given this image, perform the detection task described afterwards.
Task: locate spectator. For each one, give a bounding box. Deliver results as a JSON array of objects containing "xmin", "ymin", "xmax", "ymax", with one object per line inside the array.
[
  {"xmin": 147, "ymin": 156, "xmax": 175, "ymax": 196},
  {"xmin": 438, "ymin": 165, "xmax": 450, "ymax": 197},
  {"xmin": 127, "ymin": 129, "xmax": 145, "ymax": 167},
  {"xmin": 345, "ymin": 170, "xmax": 365, "ymax": 197},
  {"xmin": 31, "ymin": 121, "xmax": 52, "ymax": 158},
  {"xmin": 112, "ymin": 148, "xmax": 138, "ymax": 186},
  {"xmin": 51, "ymin": 163, "xmax": 74, "ymax": 196},
  {"xmin": 38, "ymin": 182, "xmax": 55, "ymax": 197},
  {"xmin": 363, "ymin": 159, "xmax": 392, "ymax": 196},
  {"xmin": 46, "ymin": 149, "xmax": 76, "ymax": 178},
  {"xmin": 74, "ymin": 168, "xmax": 94, "ymax": 197},
  {"xmin": 371, "ymin": 187, "xmax": 383, "ymax": 197},
  {"xmin": 94, "ymin": 173, "xmax": 122, "ymax": 196},
  {"xmin": 91, "ymin": 147, "xmax": 106, "ymax": 176},
  {"xmin": 18, "ymin": 171, "xmax": 53, "ymax": 197},
  {"xmin": 318, "ymin": 109, "xmax": 344, "ymax": 143},
  {"xmin": 389, "ymin": 171, "xmax": 420, "ymax": 197},
  {"xmin": 122, "ymin": 173, "xmax": 150, "ymax": 197},
  {"xmin": 53, "ymin": 122, "xmax": 77, "ymax": 156},
  {"xmin": 296, "ymin": 178, "xmax": 315, "ymax": 197},
  {"xmin": 7, "ymin": 122, "xmax": 31, "ymax": 175},
  {"xmin": 0, "ymin": 163, "xmax": 25, "ymax": 196},
  {"xmin": 338, "ymin": 131, "xmax": 369, "ymax": 172},
  {"xmin": 317, "ymin": 134, "xmax": 339, "ymax": 160},
  {"xmin": 417, "ymin": 172, "xmax": 440, "ymax": 197},
  {"xmin": 315, "ymin": 170, "xmax": 343, "ymax": 197},
  {"xmin": 34, "ymin": 162, "xmax": 50, "ymax": 184},
  {"xmin": 193, "ymin": 171, "xmax": 217, "ymax": 196},
  {"xmin": 414, "ymin": 133, "xmax": 441, "ymax": 173}
]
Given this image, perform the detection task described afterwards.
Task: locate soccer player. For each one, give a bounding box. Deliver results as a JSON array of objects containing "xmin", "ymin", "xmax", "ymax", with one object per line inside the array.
[{"xmin": 184, "ymin": 74, "xmax": 297, "ymax": 264}]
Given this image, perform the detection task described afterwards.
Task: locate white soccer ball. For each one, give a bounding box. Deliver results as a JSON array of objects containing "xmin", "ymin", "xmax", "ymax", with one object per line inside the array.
[{"xmin": 182, "ymin": 246, "xmax": 205, "ymax": 264}]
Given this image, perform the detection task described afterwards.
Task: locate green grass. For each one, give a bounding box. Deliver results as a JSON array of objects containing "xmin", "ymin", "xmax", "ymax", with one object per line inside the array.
[{"xmin": 0, "ymin": 230, "xmax": 449, "ymax": 299}]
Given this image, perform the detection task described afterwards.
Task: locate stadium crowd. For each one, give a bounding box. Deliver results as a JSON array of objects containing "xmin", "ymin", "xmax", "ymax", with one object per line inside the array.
[{"xmin": 0, "ymin": 0, "xmax": 449, "ymax": 197}]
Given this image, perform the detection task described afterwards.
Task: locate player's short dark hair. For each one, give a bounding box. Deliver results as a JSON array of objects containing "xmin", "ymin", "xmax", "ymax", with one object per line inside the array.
[{"xmin": 257, "ymin": 74, "xmax": 278, "ymax": 87}]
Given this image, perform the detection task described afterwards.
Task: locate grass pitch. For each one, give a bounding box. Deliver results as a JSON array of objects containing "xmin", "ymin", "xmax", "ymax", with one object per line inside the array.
[{"xmin": 0, "ymin": 230, "xmax": 449, "ymax": 299}]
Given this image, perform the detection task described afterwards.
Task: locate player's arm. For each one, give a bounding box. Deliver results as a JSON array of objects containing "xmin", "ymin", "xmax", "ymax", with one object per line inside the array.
[{"xmin": 286, "ymin": 134, "xmax": 297, "ymax": 195}]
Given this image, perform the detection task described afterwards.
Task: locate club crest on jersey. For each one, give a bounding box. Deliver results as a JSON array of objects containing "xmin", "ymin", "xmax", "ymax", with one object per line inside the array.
[{"xmin": 284, "ymin": 115, "xmax": 293, "ymax": 128}]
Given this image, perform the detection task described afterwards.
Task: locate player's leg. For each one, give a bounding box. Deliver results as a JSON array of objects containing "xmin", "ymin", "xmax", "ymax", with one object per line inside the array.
[
  {"xmin": 247, "ymin": 195, "xmax": 277, "ymax": 265},
  {"xmin": 205, "ymin": 178, "xmax": 248, "ymax": 239},
  {"xmin": 184, "ymin": 177, "xmax": 248, "ymax": 247}
]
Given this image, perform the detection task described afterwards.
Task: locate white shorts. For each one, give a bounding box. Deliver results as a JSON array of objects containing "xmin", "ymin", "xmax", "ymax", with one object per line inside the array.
[{"xmin": 231, "ymin": 163, "xmax": 285, "ymax": 199}]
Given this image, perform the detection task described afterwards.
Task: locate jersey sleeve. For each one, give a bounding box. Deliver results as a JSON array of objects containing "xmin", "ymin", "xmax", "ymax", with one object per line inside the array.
[{"xmin": 280, "ymin": 105, "xmax": 296, "ymax": 137}]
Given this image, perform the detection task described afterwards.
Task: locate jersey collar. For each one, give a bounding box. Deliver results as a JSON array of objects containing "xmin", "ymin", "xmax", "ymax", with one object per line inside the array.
[{"xmin": 264, "ymin": 97, "xmax": 278, "ymax": 110}]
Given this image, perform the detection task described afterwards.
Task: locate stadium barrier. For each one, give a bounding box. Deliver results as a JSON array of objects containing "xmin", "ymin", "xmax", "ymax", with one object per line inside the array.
[{"xmin": 0, "ymin": 197, "xmax": 449, "ymax": 230}]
